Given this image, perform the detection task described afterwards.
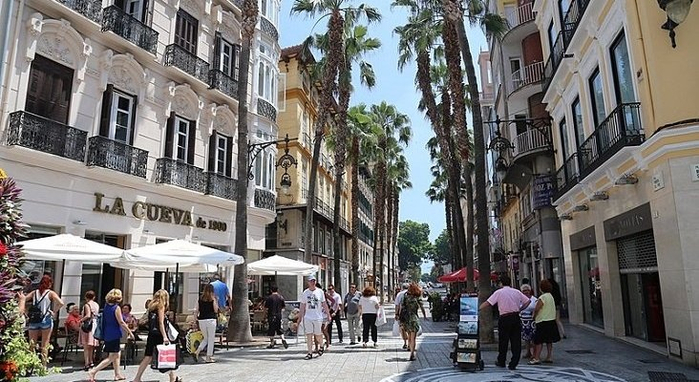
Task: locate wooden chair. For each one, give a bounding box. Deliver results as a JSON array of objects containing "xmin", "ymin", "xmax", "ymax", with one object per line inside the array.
[{"xmin": 60, "ymin": 329, "xmax": 79, "ymax": 366}]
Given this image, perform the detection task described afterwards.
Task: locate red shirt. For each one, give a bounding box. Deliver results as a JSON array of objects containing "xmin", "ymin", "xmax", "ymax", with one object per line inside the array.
[{"xmin": 65, "ymin": 313, "xmax": 81, "ymax": 331}]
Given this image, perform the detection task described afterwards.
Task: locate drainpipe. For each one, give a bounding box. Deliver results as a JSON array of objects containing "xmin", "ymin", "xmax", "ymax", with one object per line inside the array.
[
  {"xmin": 0, "ymin": 0, "xmax": 26, "ymax": 132},
  {"xmin": 0, "ymin": 0, "xmax": 15, "ymax": 101}
]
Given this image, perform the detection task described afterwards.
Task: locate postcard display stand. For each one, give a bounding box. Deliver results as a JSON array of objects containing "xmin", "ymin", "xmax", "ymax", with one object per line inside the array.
[{"xmin": 451, "ymin": 293, "xmax": 484, "ymax": 370}]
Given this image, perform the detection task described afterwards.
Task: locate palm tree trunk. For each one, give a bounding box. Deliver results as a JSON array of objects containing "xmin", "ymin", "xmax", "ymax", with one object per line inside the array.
[
  {"xmin": 385, "ymin": 183, "xmax": 393, "ymax": 299},
  {"xmin": 453, "ymin": 8, "xmax": 494, "ymax": 343},
  {"xmin": 228, "ymin": 0, "xmax": 257, "ymax": 343},
  {"xmin": 374, "ymin": 159, "xmax": 386, "ymax": 301},
  {"xmin": 332, "ymin": 169, "xmax": 343, "ymax": 292},
  {"xmin": 392, "ymin": 191, "xmax": 400, "ymax": 293},
  {"xmin": 464, "ymin": 165, "xmax": 475, "ymax": 292},
  {"xmin": 350, "ymin": 138, "xmax": 360, "ymax": 285}
]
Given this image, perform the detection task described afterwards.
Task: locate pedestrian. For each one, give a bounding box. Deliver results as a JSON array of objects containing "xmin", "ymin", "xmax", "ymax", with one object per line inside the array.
[
  {"xmin": 394, "ymin": 283, "xmax": 409, "ymax": 350},
  {"xmin": 479, "ymin": 275, "xmax": 531, "ymax": 370},
  {"xmin": 549, "ymin": 278, "xmax": 566, "ymax": 339},
  {"xmin": 132, "ymin": 289, "xmax": 182, "ymax": 382},
  {"xmin": 298, "ymin": 275, "xmax": 330, "ymax": 360},
  {"xmin": 358, "ymin": 286, "xmax": 380, "ymax": 348},
  {"xmin": 265, "ymin": 285, "xmax": 288, "ymax": 349},
  {"xmin": 519, "ymin": 284, "xmax": 538, "ymax": 359},
  {"xmin": 344, "ymin": 284, "xmax": 362, "ymax": 345},
  {"xmin": 210, "ymin": 273, "xmax": 231, "ymax": 312},
  {"xmin": 530, "ymin": 279, "xmax": 561, "ymax": 365},
  {"xmin": 24, "ymin": 275, "xmax": 64, "ymax": 366},
  {"xmin": 316, "ymin": 283, "xmax": 331, "ymax": 351},
  {"xmin": 327, "ymin": 284, "xmax": 343, "ymax": 344},
  {"xmin": 79, "ymin": 290, "xmax": 99, "ymax": 371},
  {"xmin": 401, "ymin": 283, "xmax": 427, "ymax": 361},
  {"xmin": 86, "ymin": 289, "xmax": 134, "ymax": 382},
  {"xmin": 194, "ymin": 283, "xmax": 219, "ymax": 363}
]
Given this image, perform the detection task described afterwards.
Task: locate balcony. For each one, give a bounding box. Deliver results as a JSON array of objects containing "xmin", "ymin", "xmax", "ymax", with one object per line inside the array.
[
  {"xmin": 512, "ymin": 125, "xmax": 551, "ymax": 160},
  {"xmin": 155, "ymin": 158, "xmax": 207, "ymax": 193},
  {"xmin": 56, "ymin": 0, "xmax": 103, "ymax": 23},
  {"xmin": 101, "ymin": 5, "xmax": 158, "ymax": 54},
  {"xmin": 302, "ymin": 132, "xmax": 313, "ymax": 149},
  {"xmin": 314, "ymin": 197, "xmax": 334, "ymax": 220},
  {"xmin": 164, "ymin": 44, "xmax": 210, "ymax": 84},
  {"xmin": 509, "ymin": 61, "xmax": 544, "ymax": 95},
  {"xmin": 554, "ymin": 153, "xmax": 579, "ymax": 201},
  {"xmin": 542, "ymin": 31, "xmax": 567, "ymax": 92},
  {"xmin": 6, "ymin": 111, "xmax": 86, "ymax": 162},
  {"xmin": 505, "ymin": 1, "xmax": 535, "ymax": 30},
  {"xmin": 577, "ymin": 103, "xmax": 643, "ymax": 179},
  {"xmin": 543, "ymin": 0, "xmax": 590, "ymax": 94},
  {"xmin": 254, "ymin": 188, "xmax": 275, "ymax": 211},
  {"xmin": 257, "ymin": 98, "xmax": 277, "ymax": 122},
  {"xmin": 209, "ymin": 70, "xmax": 239, "ymax": 100},
  {"xmin": 86, "ymin": 136, "xmax": 148, "ymax": 178},
  {"xmin": 259, "ymin": 17, "xmax": 279, "ymax": 41},
  {"xmin": 205, "ymin": 172, "xmax": 238, "ymax": 200},
  {"xmin": 562, "ymin": 0, "xmax": 591, "ymax": 46}
]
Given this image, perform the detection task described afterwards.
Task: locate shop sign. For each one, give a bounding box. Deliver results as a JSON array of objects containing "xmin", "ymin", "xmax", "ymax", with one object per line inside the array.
[
  {"xmin": 92, "ymin": 192, "xmax": 227, "ymax": 231},
  {"xmin": 603, "ymin": 203, "xmax": 652, "ymax": 241},
  {"xmin": 570, "ymin": 226, "xmax": 596, "ymax": 251},
  {"xmin": 532, "ymin": 175, "xmax": 555, "ymax": 209}
]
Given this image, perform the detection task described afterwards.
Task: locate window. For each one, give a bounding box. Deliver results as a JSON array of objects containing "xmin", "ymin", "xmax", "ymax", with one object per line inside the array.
[
  {"xmin": 25, "ymin": 55, "xmax": 73, "ymax": 124},
  {"xmin": 559, "ymin": 117, "xmax": 570, "ymax": 160},
  {"xmin": 254, "ymin": 154, "xmax": 262, "ymax": 185},
  {"xmin": 257, "ymin": 60, "xmax": 277, "ymax": 105},
  {"xmin": 165, "ymin": 113, "xmax": 196, "ymax": 164},
  {"xmin": 547, "ymin": 21, "xmax": 556, "ymax": 56},
  {"xmin": 558, "ymin": 0, "xmax": 572, "ymax": 23},
  {"xmin": 175, "ymin": 9, "xmax": 198, "ymax": 54},
  {"xmin": 571, "ymin": 97, "xmax": 584, "ymax": 148},
  {"xmin": 267, "ymin": 151, "xmax": 274, "ymax": 190},
  {"xmin": 589, "ymin": 68, "xmax": 606, "ymax": 126},
  {"xmin": 208, "ymin": 131, "xmax": 233, "ymax": 176},
  {"xmin": 213, "ymin": 34, "xmax": 240, "ymax": 80},
  {"xmin": 610, "ymin": 31, "xmax": 635, "ymax": 105},
  {"xmin": 99, "ymin": 85, "xmax": 138, "ymax": 144}
]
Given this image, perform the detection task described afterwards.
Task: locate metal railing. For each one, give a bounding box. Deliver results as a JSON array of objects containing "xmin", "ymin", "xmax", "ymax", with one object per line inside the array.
[
  {"xmin": 86, "ymin": 136, "xmax": 148, "ymax": 178},
  {"xmin": 554, "ymin": 153, "xmax": 579, "ymax": 200},
  {"xmin": 578, "ymin": 103, "xmax": 643, "ymax": 179},
  {"xmin": 257, "ymin": 98, "xmax": 277, "ymax": 122},
  {"xmin": 254, "ymin": 188, "xmax": 275, "ymax": 211},
  {"xmin": 155, "ymin": 158, "xmax": 207, "ymax": 193},
  {"xmin": 101, "ymin": 5, "xmax": 159, "ymax": 54},
  {"xmin": 205, "ymin": 172, "xmax": 238, "ymax": 200},
  {"xmin": 209, "ymin": 70, "xmax": 239, "ymax": 100},
  {"xmin": 543, "ymin": 0, "xmax": 590, "ymax": 93},
  {"xmin": 314, "ymin": 197, "xmax": 334, "ymax": 220},
  {"xmin": 505, "ymin": 1, "xmax": 535, "ymax": 29},
  {"xmin": 164, "ymin": 44, "xmax": 210, "ymax": 84},
  {"xmin": 510, "ymin": 61, "xmax": 544, "ymax": 94},
  {"xmin": 562, "ymin": 0, "xmax": 591, "ymax": 46},
  {"xmin": 512, "ymin": 125, "xmax": 550, "ymax": 158},
  {"xmin": 542, "ymin": 31, "xmax": 567, "ymax": 92},
  {"xmin": 6, "ymin": 111, "xmax": 87, "ymax": 162},
  {"xmin": 56, "ymin": 0, "xmax": 103, "ymax": 23},
  {"xmin": 302, "ymin": 132, "xmax": 313, "ymax": 149},
  {"xmin": 259, "ymin": 17, "xmax": 279, "ymax": 41}
]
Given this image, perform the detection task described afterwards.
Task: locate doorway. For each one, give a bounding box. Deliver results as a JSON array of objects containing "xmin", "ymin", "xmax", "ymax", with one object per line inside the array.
[
  {"xmin": 84, "ymin": 232, "xmax": 126, "ymax": 303},
  {"xmin": 621, "ymin": 272, "xmax": 665, "ymax": 342}
]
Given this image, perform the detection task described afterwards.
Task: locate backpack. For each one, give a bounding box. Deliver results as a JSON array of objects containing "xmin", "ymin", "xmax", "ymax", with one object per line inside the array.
[{"xmin": 27, "ymin": 290, "xmax": 49, "ymax": 324}]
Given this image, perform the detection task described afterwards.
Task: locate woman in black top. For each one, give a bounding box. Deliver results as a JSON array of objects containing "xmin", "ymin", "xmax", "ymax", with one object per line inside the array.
[{"xmin": 194, "ymin": 284, "xmax": 219, "ymax": 363}]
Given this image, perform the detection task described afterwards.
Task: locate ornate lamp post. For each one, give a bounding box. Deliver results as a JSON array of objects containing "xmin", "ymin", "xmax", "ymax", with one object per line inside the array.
[
  {"xmin": 247, "ymin": 134, "xmax": 298, "ymax": 192},
  {"xmin": 658, "ymin": 0, "xmax": 694, "ymax": 48}
]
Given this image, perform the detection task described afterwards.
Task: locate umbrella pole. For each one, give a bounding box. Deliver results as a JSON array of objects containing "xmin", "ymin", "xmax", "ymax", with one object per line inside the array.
[
  {"xmin": 174, "ymin": 263, "xmax": 180, "ymax": 314},
  {"xmin": 275, "ymin": 271, "xmax": 277, "ymax": 290}
]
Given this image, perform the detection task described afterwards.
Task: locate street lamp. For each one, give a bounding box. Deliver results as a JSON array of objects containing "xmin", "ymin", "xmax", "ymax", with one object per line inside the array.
[
  {"xmin": 248, "ymin": 134, "xmax": 298, "ymax": 192},
  {"xmin": 658, "ymin": 0, "xmax": 694, "ymax": 48}
]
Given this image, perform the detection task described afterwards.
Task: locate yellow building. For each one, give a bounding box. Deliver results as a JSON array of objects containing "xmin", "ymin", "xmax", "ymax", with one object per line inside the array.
[
  {"xmin": 268, "ymin": 45, "xmax": 374, "ymax": 299},
  {"xmin": 535, "ymin": 0, "xmax": 699, "ymax": 365}
]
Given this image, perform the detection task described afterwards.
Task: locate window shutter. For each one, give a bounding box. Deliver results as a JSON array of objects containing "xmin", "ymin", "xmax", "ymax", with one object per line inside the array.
[
  {"xmin": 187, "ymin": 119, "xmax": 196, "ymax": 165},
  {"xmin": 129, "ymin": 94, "xmax": 138, "ymax": 146},
  {"xmin": 208, "ymin": 130, "xmax": 217, "ymax": 172},
  {"xmin": 99, "ymin": 84, "xmax": 114, "ymax": 138},
  {"xmin": 141, "ymin": 0, "xmax": 150, "ymax": 23},
  {"xmin": 164, "ymin": 112, "xmax": 175, "ymax": 159},
  {"xmin": 114, "ymin": 0, "xmax": 125, "ymax": 10},
  {"xmin": 213, "ymin": 32, "xmax": 221, "ymax": 73},
  {"xmin": 225, "ymin": 136, "xmax": 233, "ymax": 177},
  {"xmin": 234, "ymin": 44, "xmax": 241, "ymax": 81}
]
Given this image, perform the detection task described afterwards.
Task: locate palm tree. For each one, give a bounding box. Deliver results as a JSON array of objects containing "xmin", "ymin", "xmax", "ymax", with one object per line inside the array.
[
  {"xmin": 292, "ymin": 0, "xmax": 381, "ymax": 265},
  {"xmin": 425, "ymin": 138, "xmax": 458, "ymax": 267},
  {"xmin": 228, "ymin": 0, "xmax": 258, "ymax": 343},
  {"xmin": 387, "ymin": 153, "xmax": 411, "ymax": 295}
]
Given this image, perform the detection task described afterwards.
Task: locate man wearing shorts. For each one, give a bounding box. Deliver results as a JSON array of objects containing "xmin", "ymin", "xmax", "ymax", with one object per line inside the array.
[{"xmin": 299, "ymin": 275, "xmax": 330, "ymax": 360}]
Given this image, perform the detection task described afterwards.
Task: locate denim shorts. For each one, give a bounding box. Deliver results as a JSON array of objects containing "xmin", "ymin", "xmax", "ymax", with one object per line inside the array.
[{"xmin": 27, "ymin": 315, "xmax": 53, "ymax": 330}]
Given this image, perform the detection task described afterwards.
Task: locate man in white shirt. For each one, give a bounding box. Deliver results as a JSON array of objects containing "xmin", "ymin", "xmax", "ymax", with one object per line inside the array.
[
  {"xmin": 299, "ymin": 274, "xmax": 330, "ymax": 360},
  {"xmin": 394, "ymin": 283, "xmax": 409, "ymax": 350},
  {"xmin": 327, "ymin": 284, "xmax": 343, "ymax": 344}
]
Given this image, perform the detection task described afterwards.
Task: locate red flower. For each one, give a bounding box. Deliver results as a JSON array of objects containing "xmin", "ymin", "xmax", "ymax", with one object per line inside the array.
[
  {"xmin": 0, "ymin": 360, "xmax": 18, "ymax": 381},
  {"xmin": 0, "ymin": 242, "xmax": 6, "ymax": 257}
]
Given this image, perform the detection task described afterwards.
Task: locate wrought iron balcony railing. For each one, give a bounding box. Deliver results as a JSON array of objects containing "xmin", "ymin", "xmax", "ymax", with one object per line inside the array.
[
  {"xmin": 543, "ymin": 0, "xmax": 590, "ymax": 94},
  {"xmin": 562, "ymin": 0, "xmax": 591, "ymax": 46},
  {"xmin": 542, "ymin": 31, "xmax": 567, "ymax": 92},
  {"xmin": 155, "ymin": 158, "xmax": 207, "ymax": 193},
  {"xmin": 512, "ymin": 125, "xmax": 551, "ymax": 159},
  {"xmin": 257, "ymin": 98, "xmax": 277, "ymax": 122},
  {"xmin": 510, "ymin": 61, "xmax": 544, "ymax": 94},
  {"xmin": 209, "ymin": 70, "xmax": 239, "ymax": 100},
  {"xmin": 314, "ymin": 197, "xmax": 334, "ymax": 220},
  {"xmin": 259, "ymin": 17, "xmax": 279, "ymax": 41},
  {"xmin": 56, "ymin": 0, "xmax": 103, "ymax": 23},
  {"xmin": 101, "ymin": 5, "xmax": 159, "ymax": 54},
  {"xmin": 505, "ymin": 1, "xmax": 535, "ymax": 30},
  {"xmin": 164, "ymin": 44, "xmax": 210, "ymax": 84},
  {"xmin": 578, "ymin": 103, "xmax": 643, "ymax": 179},
  {"xmin": 205, "ymin": 172, "xmax": 238, "ymax": 201},
  {"xmin": 6, "ymin": 111, "xmax": 87, "ymax": 162},
  {"xmin": 86, "ymin": 136, "xmax": 148, "ymax": 178},
  {"xmin": 302, "ymin": 132, "xmax": 313, "ymax": 149},
  {"xmin": 254, "ymin": 188, "xmax": 276, "ymax": 211},
  {"xmin": 554, "ymin": 153, "xmax": 579, "ymax": 201}
]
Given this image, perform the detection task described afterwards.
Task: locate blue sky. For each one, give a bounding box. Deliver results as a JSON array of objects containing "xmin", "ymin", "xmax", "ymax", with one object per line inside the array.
[{"xmin": 279, "ymin": 1, "xmax": 487, "ymax": 243}]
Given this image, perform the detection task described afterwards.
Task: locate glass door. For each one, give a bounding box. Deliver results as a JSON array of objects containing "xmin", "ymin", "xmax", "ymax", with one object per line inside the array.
[{"xmin": 578, "ymin": 247, "xmax": 604, "ymax": 327}]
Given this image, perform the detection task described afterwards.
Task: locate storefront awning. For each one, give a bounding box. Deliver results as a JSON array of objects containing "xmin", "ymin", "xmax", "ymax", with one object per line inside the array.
[
  {"xmin": 17, "ymin": 233, "xmax": 124, "ymax": 261},
  {"xmin": 247, "ymin": 255, "xmax": 318, "ymax": 276},
  {"xmin": 110, "ymin": 239, "xmax": 244, "ymax": 272}
]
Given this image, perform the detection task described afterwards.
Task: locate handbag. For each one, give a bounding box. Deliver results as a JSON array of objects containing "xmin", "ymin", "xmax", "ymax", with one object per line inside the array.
[
  {"xmin": 377, "ymin": 307, "xmax": 387, "ymax": 326},
  {"xmin": 166, "ymin": 319, "xmax": 179, "ymax": 342},
  {"xmin": 151, "ymin": 344, "xmax": 178, "ymax": 370},
  {"xmin": 392, "ymin": 320, "xmax": 400, "ymax": 337},
  {"xmin": 216, "ymin": 311, "xmax": 228, "ymax": 331},
  {"xmin": 80, "ymin": 318, "xmax": 93, "ymax": 333},
  {"xmin": 93, "ymin": 314, "xmax": 104, "ymax": 341}
]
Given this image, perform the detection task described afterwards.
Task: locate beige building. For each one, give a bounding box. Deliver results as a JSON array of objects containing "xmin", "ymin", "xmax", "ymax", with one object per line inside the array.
[{"xmin": 535, "ymin": 0, "xmax": 699, "ymax": 366}]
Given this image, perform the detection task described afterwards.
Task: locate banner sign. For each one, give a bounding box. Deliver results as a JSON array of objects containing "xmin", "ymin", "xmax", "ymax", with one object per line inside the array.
[{"xmin": 532, "ymin": 175, "xmax": 555, "ymax": 209}]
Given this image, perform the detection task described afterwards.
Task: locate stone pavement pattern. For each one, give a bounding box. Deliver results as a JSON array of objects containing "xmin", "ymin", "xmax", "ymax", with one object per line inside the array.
[{"xmin": 29, "ymin": 303, "xmax": 699, "ymax": 382}]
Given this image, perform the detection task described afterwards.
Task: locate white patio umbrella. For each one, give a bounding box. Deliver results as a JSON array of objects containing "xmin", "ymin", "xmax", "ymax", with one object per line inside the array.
[
  {"xmin": 247, "ymin": 255, "xmax": 318, "ymax": 276},
  {"xmin": 17, "ymin": 233, "xmax": 124, "ymax": 261}
]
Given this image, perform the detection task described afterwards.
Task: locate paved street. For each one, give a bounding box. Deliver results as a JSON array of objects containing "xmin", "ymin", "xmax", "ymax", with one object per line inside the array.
[{"xmin": 30, "ymin": 303, "xmax": 699, "ymax": 382}]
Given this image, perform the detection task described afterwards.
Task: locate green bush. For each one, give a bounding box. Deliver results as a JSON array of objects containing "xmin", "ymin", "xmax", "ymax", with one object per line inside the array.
[{"xmin": 428, "ymin": 292, "xmax": 444, "ymax": 321}]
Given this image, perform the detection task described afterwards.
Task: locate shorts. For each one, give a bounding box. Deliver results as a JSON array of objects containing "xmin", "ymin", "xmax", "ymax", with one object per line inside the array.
[
  {"xmin": 302, "ymin": 319, "xmax": 323, "ymax": 335},
  {"xmin": 103, "ymin": 339, "xmax": 121, "ymax": 353},
  {"xmin": 267, "ymin": 316, "xmax": 283, "ymax": 337},
  {"xmin": 27, "ymin": 315, "xmax": 53, "ymax": 331}
]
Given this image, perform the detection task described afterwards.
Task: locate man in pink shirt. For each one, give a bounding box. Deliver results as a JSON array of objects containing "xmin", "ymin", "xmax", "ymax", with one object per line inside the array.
[{"xmin": 479, "ymin": 275, "xmax": 531, "ymax": 370}]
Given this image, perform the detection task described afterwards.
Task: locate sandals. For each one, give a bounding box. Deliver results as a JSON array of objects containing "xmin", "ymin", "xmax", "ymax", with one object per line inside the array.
[
  {"xmin": 304, "ymin": 353, "xmax": 313, "ymax": 360},
  {"xmin": 409, "ymin": 354, "xmax": 416, "ymax": 361},
  {"xmin": 528, "ymin": 359, "xmax": 541, "ymax": 365},
  {"xmin": 282, "ymin": 339, "xmax": 289, "ymax": 349},
  {"xmin": 318, "ymin": 347, "xmax": 324, "ymax": 356}
]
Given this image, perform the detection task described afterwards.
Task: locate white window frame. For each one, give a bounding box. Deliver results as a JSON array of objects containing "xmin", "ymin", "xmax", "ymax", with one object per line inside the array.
[
  {"xmin": 220, "ymin": 39, "xmax": 234, "ymax": 77},
  {"xmin": 109, "ymin": 90, "xmax": 135, "ymax": 144},
  {"xmin": 215, "ymin": 135, "xmax": 227, "ymax": 174},
  {"xmin": 125, "ymin": 0, "xmax": 143, "ymax": 21},
  {"xmin": 175, "ymin": 116, "xmax": 190, "ymax": 161}
]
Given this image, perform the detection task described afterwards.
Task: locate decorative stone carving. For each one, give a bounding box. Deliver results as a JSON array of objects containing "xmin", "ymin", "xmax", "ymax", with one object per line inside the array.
[
  {"xmin": 173, "ymin": 94, "xmax": 193, "ymax": 119},
  {"xmin": 180, "ymin": 0, "xmax": 202, "ymax": 18},
  {"xmin": 37, "ymin": 35, "xmax": 75, "ymax": 66}
]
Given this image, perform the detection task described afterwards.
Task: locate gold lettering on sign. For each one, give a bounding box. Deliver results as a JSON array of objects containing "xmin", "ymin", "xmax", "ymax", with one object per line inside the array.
[
  {"xmin": 111, "ymin": 197, "xmax": 126, "ymax": 216},
  {"xmin": 132, "ymin": 202, "xmax": 145, "ymax": 219},
  {"xmin": 93, "ymin": 192, "xmax": 108, "ymax": 212}
]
